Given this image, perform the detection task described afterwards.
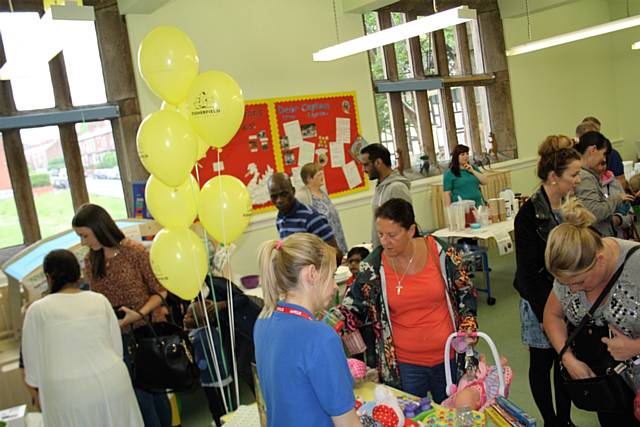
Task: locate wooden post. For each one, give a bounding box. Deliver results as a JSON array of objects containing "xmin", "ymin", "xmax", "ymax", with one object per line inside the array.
[
  {"xmin": 92, "ymin": 0, "xmax": 146, "ymax": 216},
  {"xmin": 407, "ymin": 13, "xmax": 438, "ymax": 172},
  {"xmin": 433, "ymin": 29, "xmax": 458, "ymax": 151},
  {"xmin": 0, "ymin": 33, "xmax": 40, "ymax": 243},
  {"xmin": 378, "ymin": 11, "xmax": 411, "ymax": 170},
  {"xmin": 49, "ymin": 52, "xmax": 90, "ymax": 210},
  {"xmin": 477, "ymin": 6, "xmax": 517, "ymax": 159},
  {"xmin": 455, "ymin": 23, "xmax": 483, "ymax": 155}
]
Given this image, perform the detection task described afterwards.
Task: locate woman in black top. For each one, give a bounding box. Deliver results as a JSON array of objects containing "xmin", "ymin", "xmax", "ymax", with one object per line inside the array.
[{"xmin": 513, "ymin": 135, "xmax": 581, "ymax": 427}]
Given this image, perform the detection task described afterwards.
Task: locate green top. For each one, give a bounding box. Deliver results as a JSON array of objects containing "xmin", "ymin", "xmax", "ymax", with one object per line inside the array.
[{"xmin": 443, "ymin": 164, "xmax": 484, "ymax": 207}]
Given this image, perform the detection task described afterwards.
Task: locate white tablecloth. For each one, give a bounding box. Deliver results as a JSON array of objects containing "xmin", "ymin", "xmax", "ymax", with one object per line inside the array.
[{"xmin": 431, "ymin": 218, "xmax": 515, "ymax": 255}]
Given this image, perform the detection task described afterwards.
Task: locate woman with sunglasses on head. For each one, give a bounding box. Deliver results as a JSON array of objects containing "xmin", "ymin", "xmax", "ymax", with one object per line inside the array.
[
  {"xmin": 72, "ymin": 203, "xmax": 171, "ymax": 427},
  {"xmin": 513, "ymin": 135, "xmax": 580, "ymax": 427}
]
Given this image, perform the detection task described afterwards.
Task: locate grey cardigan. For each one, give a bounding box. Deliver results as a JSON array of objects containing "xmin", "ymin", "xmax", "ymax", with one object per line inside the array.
[{"xmin": 574, "ymin": 167, "xmax": 620, "ymax": 236}]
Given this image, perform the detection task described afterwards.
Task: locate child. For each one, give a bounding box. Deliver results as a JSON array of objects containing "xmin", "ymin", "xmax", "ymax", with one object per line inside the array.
[
  {"xmin": 345, "ymin": 246, "xmax": 370, "ymax": 286},
  {"xmin": 184, "ymin": 299, "xmax": 231, "ymax": 427}
]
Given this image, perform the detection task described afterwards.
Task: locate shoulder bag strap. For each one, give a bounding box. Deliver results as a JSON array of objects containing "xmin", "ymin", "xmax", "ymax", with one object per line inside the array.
[{"xmin": 559, "ymin": 245, "xmax": 640, "ymax": 359}]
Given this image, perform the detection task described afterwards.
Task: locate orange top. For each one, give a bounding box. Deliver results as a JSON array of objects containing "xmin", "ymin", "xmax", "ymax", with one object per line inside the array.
[{"xmin": 383, "ymin": 236, "xmax": 454, "ymax": 366}]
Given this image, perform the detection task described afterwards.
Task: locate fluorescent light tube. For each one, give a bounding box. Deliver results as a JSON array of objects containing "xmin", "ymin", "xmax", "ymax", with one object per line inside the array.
[
  {"xmin": 506, "ymin": 14, "xmax": 640, "ymax": 56},
  {"xmin": 313, "ymin": 6, "xmax": 477, "ymax": 62},
  {"xmin": 632, "ymin": 41, "xmax": 640, "ymax": 49}
]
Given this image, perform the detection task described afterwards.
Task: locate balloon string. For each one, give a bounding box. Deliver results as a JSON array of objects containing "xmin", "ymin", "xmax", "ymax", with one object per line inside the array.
[
  {"xmin": 216, "ymin": 148, "xmax": 241, "ymax": 409},
  {"xmin": 193, "ymin": 163, "xmax": 233, "ymax": 413}
]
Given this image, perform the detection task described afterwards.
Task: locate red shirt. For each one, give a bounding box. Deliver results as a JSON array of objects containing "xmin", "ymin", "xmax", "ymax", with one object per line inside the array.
[{"xmin": 383, "ymin": 237, "xmax": 454, "ymax": 366}]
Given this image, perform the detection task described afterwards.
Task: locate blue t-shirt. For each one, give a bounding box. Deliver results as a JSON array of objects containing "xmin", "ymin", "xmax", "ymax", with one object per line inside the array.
[
  {"xmin": 276, "ymin": 200, "xmax": 334, "ymax": 242},
  {"xmin": 443, "ymin": 165, "xmax": 484, "ymax": 207},
  {"xmin": 254, "ymin": 302, "xmax": 355, "ymax": 427}
]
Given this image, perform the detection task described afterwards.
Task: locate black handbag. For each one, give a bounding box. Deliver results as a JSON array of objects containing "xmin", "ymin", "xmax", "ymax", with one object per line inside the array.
[
  {"xmin": 558, "ymin": 246, "xmax": 640, "ymax": 412},
  {"xmin": 129, "ymin": 316, "xmax": 199, "ymax": 393}
]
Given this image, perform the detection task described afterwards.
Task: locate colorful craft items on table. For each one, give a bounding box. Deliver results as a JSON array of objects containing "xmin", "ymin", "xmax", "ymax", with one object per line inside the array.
[{"xmin": 415, "ymin": 404, "xmax": 485, "ymax": 426}]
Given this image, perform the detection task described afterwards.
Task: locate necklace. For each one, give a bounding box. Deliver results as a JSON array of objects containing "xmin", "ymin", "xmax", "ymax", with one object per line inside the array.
[{"xmin": 387, "ymin": 240, "xmax": 416, "ymax": 295}]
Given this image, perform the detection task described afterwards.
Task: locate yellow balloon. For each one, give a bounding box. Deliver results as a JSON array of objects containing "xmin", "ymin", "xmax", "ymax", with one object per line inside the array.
[
  {"xmin": 150, "ymin": 228, "xmax": 208, "ymax": 300},
  {"xmin": 145, "ymin": 175, "xmax": 199, "ymax": 229},
  {"xmin": 138, "ymin": 26, "xmax": 199, "ymax": 105},
  {"xmin": 186, "ymin": 71, "xmax": 245, "ymax": 149},
  {"xmin": 167, "ymin": 101, "xmax": 209, "ymax": 160},
  {"xmin": 198, "ymin": 175, "xmax": 252, "ymax": 244},
  {"xmin": 136, "ymin": 110, "xmax": 197, "ymax": 187}
]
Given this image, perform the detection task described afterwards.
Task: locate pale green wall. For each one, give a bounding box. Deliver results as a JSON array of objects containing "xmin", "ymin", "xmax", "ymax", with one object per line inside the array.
[{"xmin": 123, "ymin": 0, "xmax": 640, "ymax": 276}]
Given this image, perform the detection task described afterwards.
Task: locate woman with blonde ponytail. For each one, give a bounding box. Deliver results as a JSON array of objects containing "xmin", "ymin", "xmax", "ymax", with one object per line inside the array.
[
  {"xmin": 544, "ymin": 199, "xmax": 640, "ymax": 426},
  {"xmin": 253, "ymin": 233, "xmax": 362, "ymax": 427},
  {"xmin": 513, "ymin": 135, "xmax": 580, "ymax": 427}
]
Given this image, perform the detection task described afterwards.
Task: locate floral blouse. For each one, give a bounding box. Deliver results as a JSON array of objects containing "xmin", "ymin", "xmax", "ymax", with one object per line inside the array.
[
  {"xmin": 311, "ymin": 191, "xmax": 348, "ymax": 254},
  {"xmin": 340, "ymin": 236, "xmax": 477, "ymax": 389},
  {"xmin": 84, "ymin": 238, "xmax": 166, "ymax": 328}
]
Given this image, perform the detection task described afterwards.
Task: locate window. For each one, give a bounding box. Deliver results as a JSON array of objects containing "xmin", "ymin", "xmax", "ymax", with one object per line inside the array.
[
  {"xmin": 363, "ymin": 7, "xmax": 514, "ymax": 175},
  {"xmin": 0, "ymin": 9, "xmax": 126, "ymax": 248}
]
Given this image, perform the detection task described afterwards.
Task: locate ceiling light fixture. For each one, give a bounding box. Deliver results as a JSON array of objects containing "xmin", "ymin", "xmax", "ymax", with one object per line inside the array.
[
  {"xmin": 632, "ymin": 41, "xmax": 640, "ymax": 49},
  {"xmin": 506, "ymin": 13, "xmax": 640, "ymax": 56},
  {"xmin": 312, "ymin": 5, "xmax": 477, "ymax": 62}
]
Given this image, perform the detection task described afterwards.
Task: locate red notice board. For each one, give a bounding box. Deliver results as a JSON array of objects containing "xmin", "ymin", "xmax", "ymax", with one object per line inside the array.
[
  {"xmin": 193, "ymin": 92, "xmax": 367, "ymax": 213},
  {"xmin": 194, "ymin": 102, "xmax": 278, "ymax": 211},
  {"xmin": 274, "ymin": 93, "xmax": 365, "ymax": 196}
]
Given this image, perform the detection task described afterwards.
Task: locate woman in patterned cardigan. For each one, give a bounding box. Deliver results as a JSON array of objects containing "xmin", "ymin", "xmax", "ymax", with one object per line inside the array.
[{"xmin": 339, "ymin": 198, "xmax": 477, "ymax": 402}]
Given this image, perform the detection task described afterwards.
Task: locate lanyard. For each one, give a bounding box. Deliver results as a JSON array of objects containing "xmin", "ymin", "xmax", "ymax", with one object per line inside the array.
[{"xmin": 275, "ymin": 305, "xmax": 314, "ymax": 321}]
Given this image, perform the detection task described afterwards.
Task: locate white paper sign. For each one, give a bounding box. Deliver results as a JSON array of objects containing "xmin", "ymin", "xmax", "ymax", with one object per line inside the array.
[
  {"xmin": 336, "ymin": 117, "xmax": 351, "ymax": 145},
  {"xmin": 342, "ymin": 161, "xmax": 362, "ymax": 189},
  {"xmin": 290, "ymin": 166, "xmax": 304, "ymax": 189},
  {"xmin": 213, "ymin": 161, "xmax": 225, "ymax": 172},
  {"xmin": 329, "ymin": 141, "xmax": 345, "ymax": 167},
  {"xmin": 494, "ymin": 229, "xmax": 514, "ymax": 255},
  {"xmin": 283, "ymin": 120, "xmax": 303, "ymax": 148},
  {"xmin": 298, "ymin": 140, "xmax": 315, "ymax": 166}
]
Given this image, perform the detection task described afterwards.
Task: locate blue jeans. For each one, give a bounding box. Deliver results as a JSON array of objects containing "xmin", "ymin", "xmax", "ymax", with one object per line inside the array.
[
  {"xmin": 122, "ymin": 333, "xmax": 173, "ymax": 427},
  {"xmin": 398, "ymin": 360, "xmax": 456, "ymax": 403}
]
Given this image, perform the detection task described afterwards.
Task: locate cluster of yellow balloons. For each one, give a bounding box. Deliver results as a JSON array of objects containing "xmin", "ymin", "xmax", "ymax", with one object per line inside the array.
[{"xmin": 135, "ymin": 26, "xmax": 251, "ymax": 300}]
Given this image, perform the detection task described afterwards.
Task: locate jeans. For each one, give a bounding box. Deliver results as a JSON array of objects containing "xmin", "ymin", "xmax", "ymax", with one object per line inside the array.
[
  {"xmin": 398, "ymin": 360, "xmax": 456, "ymax": 403},
  {"xmin": 122, "ymin": 333, "xmax": 173, "ymax": 427}
]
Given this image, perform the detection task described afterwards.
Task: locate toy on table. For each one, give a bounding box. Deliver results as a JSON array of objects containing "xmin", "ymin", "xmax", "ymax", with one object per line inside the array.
[
  {"xmin": 442, "ymin": 331, "xmax": 513, "ymax": 412},
  {"xmin": 415, "ymin": 403, "xmax": 485, "ymax": 427}
]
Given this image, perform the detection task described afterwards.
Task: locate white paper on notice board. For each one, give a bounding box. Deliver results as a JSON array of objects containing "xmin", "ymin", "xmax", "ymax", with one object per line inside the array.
[
  {"xmin": 283, "ymin": 120, "xmax": 303, "ymax": 148},
  {"xmin": 298, "ymin": 140, "xmax": 315, "ymax": 166},
  {"xmin": 336, "ymin": 117, "xmax": 351, "ymax": 145},
  {"xmin": 330, "ymin": 141, "xmax": 345, "ymax": 167},
  {"xmin": 342, "ymin": 161, "xmax": 362, "ymax": 189}
]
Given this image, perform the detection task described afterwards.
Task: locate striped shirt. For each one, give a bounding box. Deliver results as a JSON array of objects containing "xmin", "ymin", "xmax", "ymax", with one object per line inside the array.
[{"xmin": 276, "ymin": 200, "xmax": 334, "ymax": 242}]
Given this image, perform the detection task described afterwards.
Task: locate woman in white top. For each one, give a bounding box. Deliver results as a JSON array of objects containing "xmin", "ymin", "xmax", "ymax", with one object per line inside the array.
[{"xmin": 21, "ymin": 249, "xmax": 142, "ymax": 427}]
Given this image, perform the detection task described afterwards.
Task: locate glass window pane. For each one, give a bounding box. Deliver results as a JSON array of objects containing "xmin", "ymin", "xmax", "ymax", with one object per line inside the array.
[
  {"xmin": 451, "ymin": 87, "xmax": 467, "ymax": 147},
  {"xmin": 444, "ymin": 27, "xmax": 460, "ymax": 76},
  {"xmin": 428, "ymin": 90, "xmax": 449, "ymax": 162},
  {"xmin": 364, "ymin": 12, "xmax": 386, "ymax": 80},
  {"xmin": 402, "ymin": 91, "xmax": 422, "ymax": 167},
  {"xmin": 392, "ymin": 13, "xmax": 412, "ymax": 79},
  {"xmin": 375, "ymin": 94, "xmax": 396, "ymax": 165},
  {"xmin": 20, "ymin": 126, "xmax": 73, "ymax": 239},
  {"xmin": 0, "ymin": 133, "xmax": 22, "ymax": 247},
  {"xmin": 474, "ymin": 86, "xmax": 492, "ymax": 153},
  {"xmin": 467, "ymin": 21, "xmax": 485, "ymax": 74},
  {"xmin": 77, "ymin": 121, "xmax": 127, "ymax": 219},
  {"xmin": 419, "ymin": 32, "xmax": 436, "ymax": 76},
  {"xmin": 64, "ymin": 21, "xmax": 107, "ymax": 106},
  {"xmin": 0, "ymin": 12, "xmax": 55, "ymax": 110}
]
